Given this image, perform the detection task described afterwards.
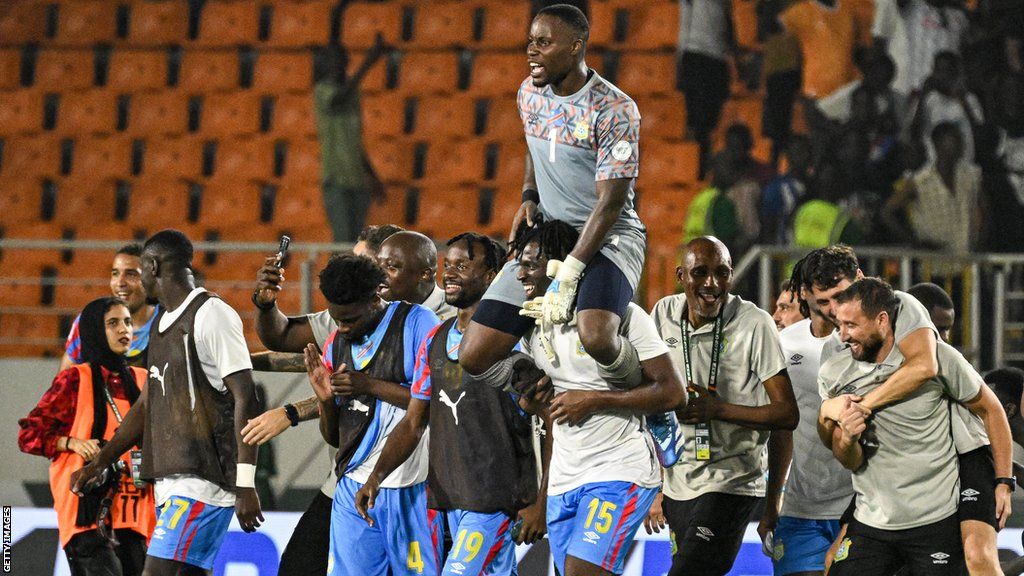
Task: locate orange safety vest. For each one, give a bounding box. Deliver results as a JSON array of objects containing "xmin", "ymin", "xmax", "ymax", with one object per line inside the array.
[{"xmin": 48, "ymin": 364, "xmax": 156, "ymax": 547}]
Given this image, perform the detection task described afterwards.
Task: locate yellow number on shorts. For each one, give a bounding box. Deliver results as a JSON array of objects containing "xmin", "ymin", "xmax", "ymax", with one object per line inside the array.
[
  {"xmin": 451, "ymin": 529, "xmax": 484, "ymax": 562},
  {"xmin": 584, "ymin": 499, "xmax": 618, "ymax": 534},
  {"xmin": 155, "ymin": 499, "xmax": 191, "ymax": 530},
  {"xmin": 407, "ymin": 541, "xmax": 424, "ymax": 574}
]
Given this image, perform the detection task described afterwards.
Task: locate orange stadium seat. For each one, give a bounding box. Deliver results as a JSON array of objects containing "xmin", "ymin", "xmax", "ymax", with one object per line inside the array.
[
  {"xmin": 396, "ymin": 51, "xmax": 461, "ymax": 95},
  {"xmin": 342, "ymin": 2, "xmax": 404, "ymax": 50},
  {"xmin": 637, "ymin": 94, "xmax": 686, "ymax": 140},
  {"xmin": 479, "ymin": 99, "xmax": 521, "ymax": 138},
  {"xmin": 0, "ymin": 48, "xmax": 23, "ymax": 90},
  {"xmin": 198, "ymin": 179, "xmax": 263, "ymax": 228},
  {"xmin": 348, "ymin": 49, "xmax": 390, "ymax": 93},
  {"xmin": 270, "ymin": 182, "xmax": 331, "ymax": 238},
  {"xmin": 253, "ymin": 51, "xmax": 313, "ymax": 94},
  {"xmin": 54, "ymin": 90, "xmax": 119, "ymax": 136},
  {"xmin": 617, "ymin": 2, "xmax": 679, "ymax": 50},
  {"xmin": 53, "ymin": 0, "xmax": 120, "ymax": 46},
  {"xmin": 52, "ymin": 178, "xmax": 119, "ymax": 228},
  {"xmin": 422, "ymin": 139, "xmax": 487, "ymax": 184},
  {"xmin": 193, "ymin": 1, "xmax": 260, "ymax": 46},
  {"xmin": 70, "ymin": 135, "xmax": 135, "ymax": 179},
  {"xmin": 214, "ymin": 137, "xmax": 277, "ymax": 180},
  {"xmin": 140, "ymin": 135, "xmax": 208, "ymax": 177},
  {"xmin": 0, "ymin": 280, "xmax": 45, "ymax": 308},
  {"xmin": 587, "ymin": 2, "xmax": 616, "ymax": 48},
  {"xmin": 126, "ymin": 0, "xmax": 190, "ymax": 47},
  {"xmin": 0, "ymin": 2, "xmax": 50, "ymax": 44},
  {"xmin": 280, "ymin": 137, "xmax": 320, "ymax": 181},
  {"xmin": 361, "ymin": 92, "xmax": 409, "ymax": 138},
  {"xmin": 125, "ymin": 92, "xmax": 190, "ymax": 136},
  {"xmin": 614, "ymin": 53, "xmax": 677, "ymax": 97},
  {"xmin": 34, "ymin": 49, "xmax": 96, "ymax": 91},
  {"xmin": 178, "ymin": 50, "xmax": 240, "ymax": 93},
  {"xmin": 368, "ymin": 139, "xmax": 421, "ymax": 184},
  {"xmin": 199, "ymin": 92, "xmax": 262, "ymax": 136},
  {"xmin": 639, "ymin": 140, "xmax": 701, "ymax": 186},
  {"xmin": 468, "ymin": 52, "xmax": 525, "ymax": 97},
  {"xmin": 126, "ymin": 178, "xmax": 194, "ymax": 227},
  {"xmin": 732, "ymin": 0, "xmax": 760, "ymax": 51},
  {"xmin": 107, "ymin": 49, "xmax": 169, "ymax": 92},
  {"xmin": 267, "ymin": 0, "xmax": 334, "ymax": 47},
  {"xmin": 270, "ymin": 94, "xmax": 316, "ymax": 136},
  {"xmin": 366, "ymin": 184, "xmax": 411, "ymax": 226},
  {"xmin": 0, "ymin": 178, "xmax": 45, "ymax": 227},
  {"xmin": 0, "ymin": 314, "xmax": 63, "ymax": 355},
  {"xmin": 411, "ymin": 185, "xmax": 471, "ymax": 239},
  {"xmin": 0, "ymin": 136, "xmax": 65, "ymax": 179},
  {"xmin": 0, "ymin": 90, "xmax": 45, "ymax": 135},
  {"xmin": 412, "ymin": 96, "xmax": 477, "ymax": 138},
  {"xmin": 471, "ymin": 1, "xmax": 530, "ymax": 49},
  {"xmin": 407, "ymin": 2, "xmax": 474, "ymax": 49},
  {"xmin": 488, "ymin": 140, "xmax": 526, "ymax": 184}
]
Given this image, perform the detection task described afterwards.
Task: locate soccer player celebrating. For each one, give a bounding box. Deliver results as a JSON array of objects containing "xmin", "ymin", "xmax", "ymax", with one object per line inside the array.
[
  {"xmin": 460, "ymin": 4, "xmax": 651, "ymax": 406},
  {"xmin": 354, "ymin": 232, "xmax": 548, "ymax": 576},
  {"xmin": 72, "ymin": 230, "xmax": 264, "ymax": 576},
  {"xmin": 514, "ymin": 219, "xmax": 686, "ymax": 576},
  {"xmin": 303, "ymin": 254, "xmax": 442, "ymax": 576},
  {"xmin": 650, "ymin": 236, "xmax": 798, "ymax": 576}
]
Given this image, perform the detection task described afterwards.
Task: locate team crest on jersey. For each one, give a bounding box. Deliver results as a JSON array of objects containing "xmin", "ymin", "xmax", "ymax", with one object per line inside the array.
[
  {"xmin": 575, "ymin": 339, "xmax": 588, "ymax": 357},
  {"xmin": 772, "ymin": 540, "xmax": 785, "ymax": 561},
  {"xmin": 572, "ymin": 118, "xmax": 590, "ymax": 140},
  {"xmin": 834, "ymin": 538, "xmax": 852, "ymax": 562}
]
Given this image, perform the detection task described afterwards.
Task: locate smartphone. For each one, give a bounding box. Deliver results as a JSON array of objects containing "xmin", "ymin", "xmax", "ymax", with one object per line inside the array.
[{"xmin": 275, "ymin": 235, "xmax": 291, "ymax": 267}]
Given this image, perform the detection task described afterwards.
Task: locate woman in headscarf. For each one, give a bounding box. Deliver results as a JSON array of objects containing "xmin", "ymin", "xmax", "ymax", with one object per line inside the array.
[{"xmin": 19, "ymin": 297, "xmax": 156, "ymax": 575}]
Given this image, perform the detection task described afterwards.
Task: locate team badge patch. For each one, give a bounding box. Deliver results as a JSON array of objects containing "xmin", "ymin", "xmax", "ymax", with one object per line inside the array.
[
  {"xmin": 573, "ymin": 119, "xmax": 590, "ymax": 140},
  {"xmin": 611, "ymin": 141, "xmax": 632, "ymax": 161},
  {"xmin": 834, "ymin": 538, "xmax": 852, "ymax": 562},
  {"xmin": 772, "ymin": 540, "xmax": 785, "ymax": 561}
]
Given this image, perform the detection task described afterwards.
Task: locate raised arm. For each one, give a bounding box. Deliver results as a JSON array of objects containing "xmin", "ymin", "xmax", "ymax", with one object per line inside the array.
[
  {"xmin": 252, "ymin": 256, "xmax": 318, "ymax": 352},
  {"xmin": 353, "ymin": 397, "xmax": 430, "ymax": 525},
  {"xmin": 857, "ymin": 327, "xmax": 938, "ymax": 413},
  {"xmin": 304, "ymin": 344, "xmax": 340, "ymax": 447}
]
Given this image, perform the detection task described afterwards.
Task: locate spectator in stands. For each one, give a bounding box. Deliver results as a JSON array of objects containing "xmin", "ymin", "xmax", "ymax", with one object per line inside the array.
[
  {"xmin": 677, "ymin": 0, "xmax": 737, "ymax": 178},
  {"xmin": 872, "ymin": 0, "xmax": 968, "ymax": 96},
  {"xmin": 19, "ymin": 297, "xmax": 155, "ymax": 576},
  {"xmin": 758, "ymin": 0, "xmax": 803, "ymax": 169},
  {"xmin": 814, "ymin": 52, "xmax": 904, "ymax": 158},
  {"xmin": 790, "ymin": 159, "xmax": 865, "ymax": 250},
  {"xmin": 685, "ymin": 148, "xmax": 761, "ymax": 257},
  {"xmin": 882, "ymin": 121, "xmax": 982, "ymax": 252},
  {"xmin": 59, "ymin": 244, "xmax": 159, "ymax": 372},
  {"xmin": 721, "ymin": 122, "xmax": 775, "ymax": 187},
  {"xmin": 779, "ymin": 0, "xmax": 873, "ymax": 102},
  {"xmin": 833, "ymin": 129, "xmax": 888, "ymax": 240},
  {"xmin": 981, "ymin": 73, "xmax": 1024, "ymax": 252},
  {"xmin": 908, "ymin": 51, "xmax": 984, "ymax": 163},
  {"xmin": 314, "ymin": 37, "xmax": 388, "ymax": 243},
  {"xmin": 762, "ymin": 134, "xmax": 813, "ymax": 244},
  {"xmin": 907, "ymin": 282, "xmax": 955, "ymax": 343}
]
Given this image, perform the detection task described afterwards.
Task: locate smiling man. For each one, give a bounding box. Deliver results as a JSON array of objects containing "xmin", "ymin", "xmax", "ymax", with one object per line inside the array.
[{"xmin": 650, "ymin": 236, "xmax": 797, "ymax": 576}]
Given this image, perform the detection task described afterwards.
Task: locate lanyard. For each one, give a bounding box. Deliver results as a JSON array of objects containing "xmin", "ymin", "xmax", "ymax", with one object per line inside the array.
[
  {"xmin": 101, "ymin": 378, "xmax": 125, "ymax": 424},
  {"xmin": 681, "ymin": 305, "xmax": 724, "ymax": 460}
]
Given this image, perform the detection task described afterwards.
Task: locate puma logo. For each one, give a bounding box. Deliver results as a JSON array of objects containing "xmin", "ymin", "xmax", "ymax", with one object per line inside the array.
[
  {"xmin": 438, "ymin": 390, "xmax": 467, "ymax": 425},
  {"xmin": 348, "ymin": 399, "xmax": 370, "ymax": 414},
  {"xmin": 149, "ymin": 363, "xmax": 168, "ymax": 395}
]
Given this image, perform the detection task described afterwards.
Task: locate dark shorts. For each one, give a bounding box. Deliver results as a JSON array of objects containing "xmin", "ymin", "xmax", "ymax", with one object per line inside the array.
[
  {"xmin": 957, "ymin": 446, "xmax": 998, "ymax": 530},
  {"xmin": 829, "ymin": 514, "xmax": 964, "ymax": 576},
  {"xmin": 278, "ymin": 490, "xmax": 332, "ymax": 576},
  {"xmin": 662, "ymin": 492, "xmax": 762, "ymax": 576},
  {"xmin": 677, "ymin": 51, "xmax": 730, "ymax": 134},
  {"xmin": 473, "ymin": 252, "xmax": 634, "ymax": 337}
]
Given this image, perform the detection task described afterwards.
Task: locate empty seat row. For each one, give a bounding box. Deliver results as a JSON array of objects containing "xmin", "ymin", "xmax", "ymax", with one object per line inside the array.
[
  {"xmin": 0, "ymin": 0, "xmax": 334, "ymax": 48},
  {"xmin": 0, "ymin": 135, "xmax": 321, "ymax": 181}
]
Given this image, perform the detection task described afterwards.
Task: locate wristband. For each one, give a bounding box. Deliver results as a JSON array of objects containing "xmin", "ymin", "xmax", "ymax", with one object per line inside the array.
[
  {"xmin": 996, "ymin": 477, "xmax": 1016, "ymax": 492},
  {"xmin": 251, "ymin": 290, "xmax": 276, "ymax": 311},
  {"xmin": 236, "ymin": 463, "xmax": 257, "ymax": 489},
  {"xmin": 521, "ymin": 188, "xmax": 540, "ymax": 204},
  {"xmin": 283, "ymin": 403, "xmax": 299, "ymax": 427}
]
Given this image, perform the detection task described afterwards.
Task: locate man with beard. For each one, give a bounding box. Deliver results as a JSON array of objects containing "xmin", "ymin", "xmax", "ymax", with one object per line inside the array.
[
  {"xmin": 354, "ymin": 232, "xmax": 549, "ymax": 576},
  {"xmin": 302, "ymin": 254, "xmax": 442, "ymax": 576},
  {"xmin": 819, "ymin": 278, "xmax": 1009, "ymax": 575},
  {"xmin": 649, "ymin": 236, "xmax": 798, "ymax": 576},
  {"xmin": 61, "ymin": 244, "xmax": 159, "ymax": 370}
]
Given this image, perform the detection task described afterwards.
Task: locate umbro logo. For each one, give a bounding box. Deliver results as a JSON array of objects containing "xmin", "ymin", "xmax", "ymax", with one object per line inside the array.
[
  {"xmin": 931, "ymin": 552, "xmax": 950, "ymax": 564},
  {"xmin": 789, "ymin": 354, "xmax": 803, "ymax": 365},
  {"xmin": 961, "ymin": 488, "xmax": 980, "ymax": 502},
  {"xmin": 450, "ymin": 562, "xmax": 466, "ymax": 574},
  {"xmin": 584, "ymin": 531, "xmax": 600, "ymax": 544},
  {"xmin": 665, "ymin": 337, "xmax": 679, "ymax": 347},
  {"xmin": 527, "ymin": 113, "xmax": 540, "ymax": 125},
  {"xmin": 153, "ymin": 528, "xmax": 166, "ymax": 539},
  {"xmin": 696, "ymin": 526, "xmax": 714, "ymax": 541}
]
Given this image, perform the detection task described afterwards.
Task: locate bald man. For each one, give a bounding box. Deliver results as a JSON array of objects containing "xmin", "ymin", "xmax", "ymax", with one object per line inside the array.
[
  {"xmin": 376, "ymin": 231, "xmax": 453, "ymax": 318},
  {"xmin": 649, "ymin": 236, "xmax": 797, "ymax": 576}
]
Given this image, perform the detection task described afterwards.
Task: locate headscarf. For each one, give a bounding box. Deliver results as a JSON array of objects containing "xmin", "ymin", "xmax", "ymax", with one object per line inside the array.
[{"xmin": 78, "ymin": 297, "xmax": 141, "ymax": 441}]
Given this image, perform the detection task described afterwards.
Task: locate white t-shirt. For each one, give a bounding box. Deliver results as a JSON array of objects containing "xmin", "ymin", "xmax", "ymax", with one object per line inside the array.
[
  {"xmin": 522, "ymin": 303, "xmax": 667, "ymax": 495},
  {"xmin": 154, "ymin": 288, "xmax": 253, "ymax": 507},
  {"xmin": 678, "ymin": 0, "xmax": 730, "ymax": 60}
]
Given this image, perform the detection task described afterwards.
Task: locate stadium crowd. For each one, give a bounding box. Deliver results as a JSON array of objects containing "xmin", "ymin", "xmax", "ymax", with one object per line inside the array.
[{"xmin": 10, "ymin": 2, "xmax": 1024, "ymax": 576}]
